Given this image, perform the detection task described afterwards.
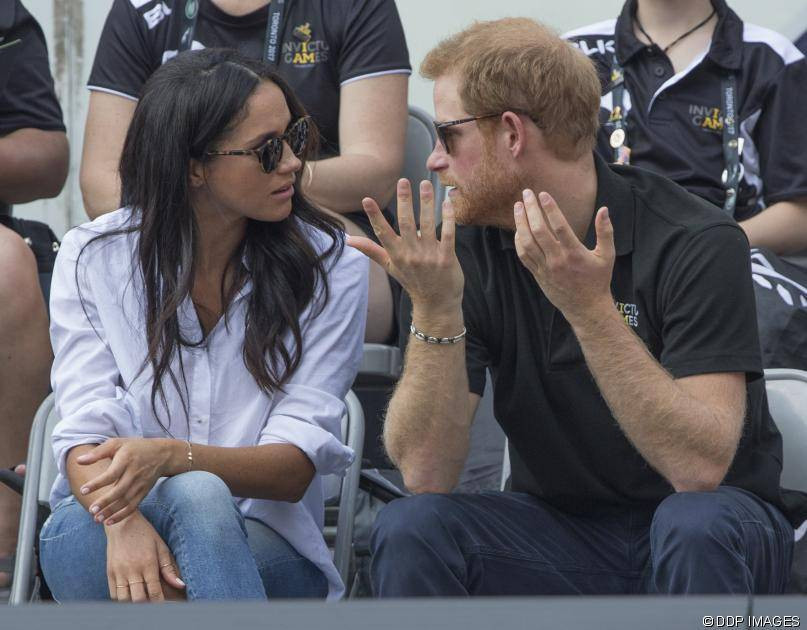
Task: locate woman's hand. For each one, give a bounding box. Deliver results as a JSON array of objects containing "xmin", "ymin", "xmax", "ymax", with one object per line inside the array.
[
  {"xmin": 105, "ymin": 511, "xmax": 185, "ymax": 602},
  {"xmin": 77, "ymin": 437, "xmax": 181, "ymax": 526}
]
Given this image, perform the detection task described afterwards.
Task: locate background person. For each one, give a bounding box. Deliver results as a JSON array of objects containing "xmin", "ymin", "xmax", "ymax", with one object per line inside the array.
[
  {"xmin": 565, "ymin": 0, "xmax": 807, "ymax": 255},
  {"xmin": 0, "ymin": 0, "xmax": 68, "ymax": 590},
  {"xmin": 40, "ymin": 49, "xmax": 367, "ymax": 601},
  {"xmin": 79, "ymin": 0, "xmax": 410, "ymax": 343}
]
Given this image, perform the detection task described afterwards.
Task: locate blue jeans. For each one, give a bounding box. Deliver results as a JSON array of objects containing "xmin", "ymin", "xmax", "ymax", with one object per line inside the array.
[
  {"xmin": 370, "ymin": 487, "xmax": 794, "ymax": 596},
  {"xmin": 40, "ymin": 471, "xmax": 328, "ymax": 600}
]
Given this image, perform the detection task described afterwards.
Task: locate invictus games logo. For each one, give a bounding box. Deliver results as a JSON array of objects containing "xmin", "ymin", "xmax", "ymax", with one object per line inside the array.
[
  {"xmin": 615, "ymin": 301, "xmax": 639, "ymax": 328},
  {"xmin": 689, "ymin": 104, "xmax": 723, "ymax": 133},
  {"xmin": 283, "ymin": 23, "xmax": 329, "ymax": 66}
]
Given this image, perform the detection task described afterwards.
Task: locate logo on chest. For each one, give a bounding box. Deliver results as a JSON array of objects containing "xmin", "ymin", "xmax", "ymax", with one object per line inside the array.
[
  {"xmin": 689, "ymin": 104, "xmax": 723, "ymax": 134},
  {"xmin": 615, "ymin": 300, "xmax": 640, "ymax": 328},
  {"xmin": 283, "ymin": 22, "xmax": 329, "ymax": 67}
]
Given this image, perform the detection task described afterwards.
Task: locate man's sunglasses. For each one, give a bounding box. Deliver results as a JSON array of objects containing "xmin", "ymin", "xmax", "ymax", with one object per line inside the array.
[
  {"xmin": 206, "ymin": 116, "xmax": 310, "ymax": 173},
  {"xmin": 433, "ymin": 113, "xmax": 502, "ymax": 155},
  {"xmin": 434, "ymin": 111, "xmax": 539, "ymax": 154}
]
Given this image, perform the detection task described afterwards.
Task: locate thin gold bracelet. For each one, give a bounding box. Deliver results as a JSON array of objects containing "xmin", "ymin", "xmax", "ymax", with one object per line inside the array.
[{"xmin": 185, "ymin": 440, "xmax": 193, "ymax": 472}]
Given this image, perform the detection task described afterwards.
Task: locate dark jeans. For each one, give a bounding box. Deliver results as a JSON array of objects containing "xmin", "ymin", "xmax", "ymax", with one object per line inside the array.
[{"xmin": 370, "ymin": 487, "xmax": 793, "ymax": 596}]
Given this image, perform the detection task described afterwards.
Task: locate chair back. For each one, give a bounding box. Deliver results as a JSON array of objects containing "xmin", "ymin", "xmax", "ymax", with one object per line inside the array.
[
  {"xmin": 390, "ymin": 106, "xmax": 444, "ymax": 223},
  {"xmin": 765, "ymin": 369, "xmax": 807, "ymax": 491}
]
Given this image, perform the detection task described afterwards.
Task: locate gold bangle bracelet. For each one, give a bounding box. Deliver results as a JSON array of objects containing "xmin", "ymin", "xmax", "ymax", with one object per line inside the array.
[{"xmin": 185, "ymin": 439, "xmax": 193, "ymax": 472}]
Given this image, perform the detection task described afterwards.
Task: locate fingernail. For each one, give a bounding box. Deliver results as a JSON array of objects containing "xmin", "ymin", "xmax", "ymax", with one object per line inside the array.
[
  {"xmin": 176, "ymin": 578, "xmax": 185, "ymax": 586},
  {"xmin": 81, "ymin": 487, "xmax": 89, "ymax": 495},
  {"xmin": 90, "ymin": 505, "xmax": 99, "ymax": 514},
  {"xmin": 522, "ymin": 189, "xmax": 533, "ymax": 200},
  {"xmin": 105, "ymin": 518, "xmax": 115, "ymax": 526},
  {"xmin": 514, "ymin": 202, "xmax": 524, "ymax": 215},
  {"xmin": 539, "ymin": 192, "xmax": 551, "ymax": 205}
]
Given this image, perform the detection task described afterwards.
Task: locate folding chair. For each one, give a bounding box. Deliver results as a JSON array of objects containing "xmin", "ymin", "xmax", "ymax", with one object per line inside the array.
[
  {"xmin": 323, "ymin": 389, "xmax": 365, "ymax": 593},
  {"xmin": 10, "ymin": 391, "xmax": 365, "ymax": 604},
  {"xmin": 764, "ymin": 368, "xmax": 807, "ymax": 492},
  {"xmin": 10, "ymin": 393, "xmax": 57, "ymax": 604}
]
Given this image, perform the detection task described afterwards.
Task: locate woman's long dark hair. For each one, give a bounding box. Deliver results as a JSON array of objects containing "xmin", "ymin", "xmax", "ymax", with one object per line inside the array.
[{"xmin": 78, "ymin": 48, "xmax": 343, "ymax": 433}]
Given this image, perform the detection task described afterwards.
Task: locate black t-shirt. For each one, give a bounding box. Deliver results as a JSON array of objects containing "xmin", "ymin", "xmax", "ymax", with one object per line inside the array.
[
  {"xmin": 455, "ymin": 154, "xmax": 807, "ymax": 526},
  {"xmin": 88, "ymin": 0, "xmax": 410, "ymax": 157},
  {"xmin": 566, "ymin": 0, "xmax": 807, "ymax": 221},
  {"xmin": 0, "ymin": 0, "xmax": 66, "ymax": 215},
  {"xmin": 797, "ymin": 30, "xmax": 807, "ymax": 56}
]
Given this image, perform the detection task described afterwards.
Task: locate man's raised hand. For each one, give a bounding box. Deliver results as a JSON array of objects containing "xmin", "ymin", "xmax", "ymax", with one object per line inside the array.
[{"xmin": 347, "ymin": 178, "xmax": 464, "ymax": 312}]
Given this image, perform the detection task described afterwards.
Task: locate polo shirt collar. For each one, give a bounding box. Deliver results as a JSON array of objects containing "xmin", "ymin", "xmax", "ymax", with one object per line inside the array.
[
  {"xmin": 614, "ymin": 0, "xmax": 743, "ymax": 71},
  {"xmin": 494, "ymin": 153, "xmax": 634, "ymax": 257}
]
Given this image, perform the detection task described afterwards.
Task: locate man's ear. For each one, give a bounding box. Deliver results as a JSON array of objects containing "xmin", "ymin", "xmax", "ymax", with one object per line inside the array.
[
  {"xmin": 500, "ymin": 111, "xmax": 527, "ymax": 158},
  {"xmin": 189, "ymin": 158, "xmax": 206, "ymax": 189}
]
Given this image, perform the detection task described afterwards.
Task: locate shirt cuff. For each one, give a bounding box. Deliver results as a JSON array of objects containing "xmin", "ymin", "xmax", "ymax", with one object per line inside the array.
[{"xmin": 259, "ymin": 415, "xmax": 355, "ymax": 476}]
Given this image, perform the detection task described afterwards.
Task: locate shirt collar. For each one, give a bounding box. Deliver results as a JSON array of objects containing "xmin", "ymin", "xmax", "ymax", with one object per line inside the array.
[
  {"xmin": 494, "ymin": 153, "xmax": 634, "ymax": 257},
  {"xmin": 615, "ymin": 0, "xmax": 743, "ymax": 71}
]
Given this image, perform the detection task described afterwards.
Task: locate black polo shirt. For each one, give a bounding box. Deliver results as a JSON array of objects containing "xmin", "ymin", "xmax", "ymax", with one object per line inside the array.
[
  {"xmin": 88, "ymin": 0, "xmax": 410, "ymax": 158},
  {"xmin": 1, "ymin": 0, "xmax": 66, "ymax": 215},
  {"xmin": 455, "ymin": 154, "xmax": 807, "ymax": 525},
  {"xmin": 565, "ymin": 0, "xmax": 807, "ymax": 221},
  {"xmin": 797, "ymin": 30, "xmax": 807, "ymax": 56}
]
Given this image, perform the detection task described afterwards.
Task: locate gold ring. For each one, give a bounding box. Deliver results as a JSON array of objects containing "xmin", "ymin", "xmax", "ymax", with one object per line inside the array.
[
  {"xmin": 127, "ymin": 580, "xmax": 145, "ymax": 585},
  {"xmin": 159, "ymin": 562, "xmax": 172, "ymax": 568},
  {"xmin": 115, "ymin": 585, "xmax": 129, "ymax": 589}
]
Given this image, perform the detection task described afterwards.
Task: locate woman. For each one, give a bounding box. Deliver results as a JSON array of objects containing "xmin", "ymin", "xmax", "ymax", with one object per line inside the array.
[{"xmin": 39, "ymin": 48, "xmax": 368, "ymax": 602}]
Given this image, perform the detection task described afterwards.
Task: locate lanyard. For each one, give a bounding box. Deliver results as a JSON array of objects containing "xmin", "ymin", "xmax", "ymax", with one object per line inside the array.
[
  {"xmin": 178, "ymin": 0, "xmax": 289, "ymax": 66},
  {"xmin": 607, "ymin": 61, "xmax": 630, "ymax": 165},
  {"xmin": 606, "ymin": 58, "xmax": 741, "ymax": 214},
  {"xmin": 720, "ymin": 73, "xmax": 743, "ymax": 216}
]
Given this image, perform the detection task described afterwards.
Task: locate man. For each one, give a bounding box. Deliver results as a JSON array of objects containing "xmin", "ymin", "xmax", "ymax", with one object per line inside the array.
[
  {"xmin": 565, "ymin": 0, "xmax": 807, "ymax": 256},
  {"xmin": 0, "ymin": 0, "xmax": 68, "ymax": 590},
  {"xmin": 348, "ymin": 18, "xmax": 806, "ymax": 596}
]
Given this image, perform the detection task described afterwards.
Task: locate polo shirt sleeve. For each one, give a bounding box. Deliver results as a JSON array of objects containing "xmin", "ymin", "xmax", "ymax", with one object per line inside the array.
[
  {"xmin": 336, "ymin": 0, "xmax": 410, "ymax": 85},
  {"xmin": 750, "ymin": 56, "xmax": 807, "ymax": 205},
  {"xmin": 87, "ymin": 0, "xmax": 161, "ymax": 100},
  {"xmin": 658, "ymin": 223, "xmax": 763, "ymax": 379},
  {"xmin": 0, "ymin": 1, "xmax": 65, "ymax": 135}
]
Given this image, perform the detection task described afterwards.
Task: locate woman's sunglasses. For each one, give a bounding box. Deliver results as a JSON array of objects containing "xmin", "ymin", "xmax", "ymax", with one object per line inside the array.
[{"xmin": 206, "ymin": 116, "xmax": 310, "ymax": 173}]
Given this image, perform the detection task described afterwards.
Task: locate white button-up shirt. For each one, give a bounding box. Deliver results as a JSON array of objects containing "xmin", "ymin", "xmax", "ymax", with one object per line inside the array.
[{"xmin": 49, "ymin": 209, "xmax": 368, "ymax": 599}]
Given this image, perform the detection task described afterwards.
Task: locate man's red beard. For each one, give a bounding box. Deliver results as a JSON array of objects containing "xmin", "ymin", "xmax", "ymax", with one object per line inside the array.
[{"xmin": 444, "ymin": 152, "xmax": 526, "ymax": 230}]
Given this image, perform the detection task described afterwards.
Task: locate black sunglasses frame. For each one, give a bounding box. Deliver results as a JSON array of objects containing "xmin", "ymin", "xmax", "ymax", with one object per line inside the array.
[
  {"xmin": 433, "ymin": 114, "xmax": 501, "ymax": 155},
  {"xmin": 433, "ymin": 111, "xmax": 540, "ymax": 155},
  {"xmin": 206, "ymin": 116, "xmax": 310, "ymax": 173}
]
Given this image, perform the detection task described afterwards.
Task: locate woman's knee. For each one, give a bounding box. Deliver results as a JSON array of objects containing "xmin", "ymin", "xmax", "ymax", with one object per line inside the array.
[
  {"xmin": 146, "ymin": 472, "xmax": 245, "ymax": 545},
  {"xmin": 155, "ymin": 471, "xmax": 234, "ymax": 511},
  {"xmin": 39, "ymin": 498, "xmax": 110, "ymax": 600}
]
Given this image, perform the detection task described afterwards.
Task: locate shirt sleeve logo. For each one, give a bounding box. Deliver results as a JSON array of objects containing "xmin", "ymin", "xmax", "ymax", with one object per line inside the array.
[
  {"xmin": 283, "ymin": 23, "xmax": 329, "ymax": 67},
  {"xmin": 142, "ymin": 2, "xmax": 172, "ymax": 30},
  {"xmin": 615, "ymin": 300, "xmax": 640, "ymax": 328}
]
